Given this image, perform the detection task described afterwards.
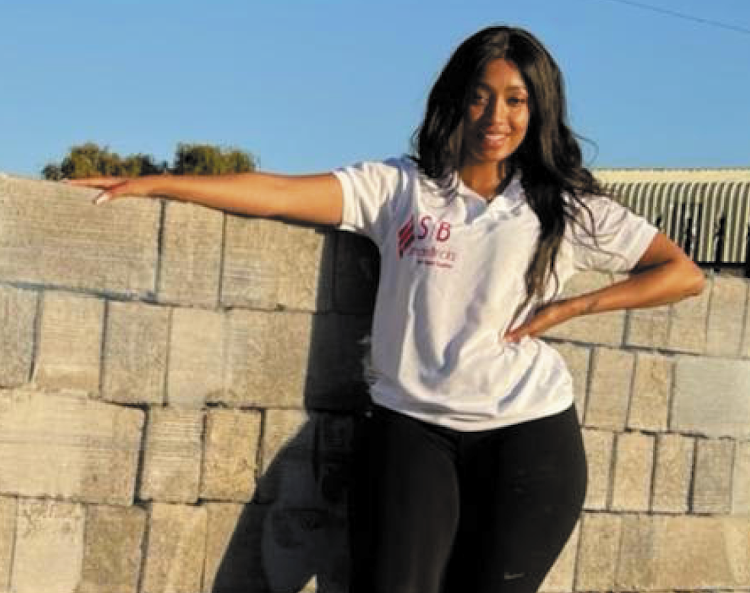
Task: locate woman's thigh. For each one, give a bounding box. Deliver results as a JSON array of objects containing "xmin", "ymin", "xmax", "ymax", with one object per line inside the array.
[
  {"xmin": 446, "ymin": 405, "xmax": 588, "ymax": 593},
  {"xmin": 348, "ymin": 406, "xmax": 460, "ymax": 593}
]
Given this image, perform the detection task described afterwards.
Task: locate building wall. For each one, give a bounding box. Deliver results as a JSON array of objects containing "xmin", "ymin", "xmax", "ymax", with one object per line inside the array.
[{"xmin": 0, "ymin": 174, "xmax": 748, "ymax": 593}]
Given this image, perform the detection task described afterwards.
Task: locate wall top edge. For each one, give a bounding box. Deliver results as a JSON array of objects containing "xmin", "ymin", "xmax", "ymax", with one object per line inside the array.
[
  {"xmin": 594, "ymin": 168, "xmax": 750, "ymax": 183},
  {"xmin": 4, "ymin": 168, "xmax": 750, "ymax": 186}
]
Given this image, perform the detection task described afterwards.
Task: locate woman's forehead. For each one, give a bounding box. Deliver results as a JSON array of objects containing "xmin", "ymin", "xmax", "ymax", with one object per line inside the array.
[{"xmin": 474, "ymin": 59, "xmax": 528, "ymax": 91}]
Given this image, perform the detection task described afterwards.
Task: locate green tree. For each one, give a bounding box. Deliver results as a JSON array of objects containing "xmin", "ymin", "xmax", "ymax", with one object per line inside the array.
[
  {"xmin": 172, "ymin": 143, "xmax": 255, "ymax": 175},
  {"xmin": 42, "ymin": 143, "xmax": 120, "ymax": 180},
  {"xmin": 42, "ymin": 142, "xmax": 255, "ymax": 180},
  {"xmin": 41, "ymin": 163, "xmax": 62, "ymax": 180},
  {"xmin": 120, "ymin": 154, "xmax": 169, "ymax": 177}
]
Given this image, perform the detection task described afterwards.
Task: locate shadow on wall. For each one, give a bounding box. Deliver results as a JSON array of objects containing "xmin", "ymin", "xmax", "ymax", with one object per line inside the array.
[{"xmin": 211, "ymin": 231, "xmax": 380, "ymax": 593}]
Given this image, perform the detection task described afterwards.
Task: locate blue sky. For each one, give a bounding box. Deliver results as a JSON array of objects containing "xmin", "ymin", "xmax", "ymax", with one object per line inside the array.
[{"xmin": 2, "ymin": 0, "xmax": 749, "ymax": 178}]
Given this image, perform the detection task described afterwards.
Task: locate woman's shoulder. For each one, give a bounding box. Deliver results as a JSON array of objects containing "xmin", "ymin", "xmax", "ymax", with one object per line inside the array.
[
  {"xmin": 338, "ymin": 156, "xmax": 420, "ymax": 186},
  {"xmin": 562, "ymin": 189, "xmax": 620, "ymax": 217},
  {"xmin": 356, "ymin": 155, "xmax": 418, "ymax": 172}
]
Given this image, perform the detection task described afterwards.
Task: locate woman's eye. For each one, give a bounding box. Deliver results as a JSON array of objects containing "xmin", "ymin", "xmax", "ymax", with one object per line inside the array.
[
  {"xmin": 508, "ymin": 96, "xmax": 527, "ymax": 107},
  {"xmin": 471, "ymin": 93, "xmax": 489, "ymax": 105}
]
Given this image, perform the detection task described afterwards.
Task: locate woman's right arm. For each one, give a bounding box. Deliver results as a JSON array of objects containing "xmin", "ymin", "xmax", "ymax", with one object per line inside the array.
[{"xmin": 68, "ymin": 171, "xmax": 344, "ymax": 226}]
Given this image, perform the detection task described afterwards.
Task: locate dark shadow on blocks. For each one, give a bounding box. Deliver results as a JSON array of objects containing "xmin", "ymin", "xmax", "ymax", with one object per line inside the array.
[{"xmin": 211, "ymin": 230, "xmax": 379, "ymax": 593}]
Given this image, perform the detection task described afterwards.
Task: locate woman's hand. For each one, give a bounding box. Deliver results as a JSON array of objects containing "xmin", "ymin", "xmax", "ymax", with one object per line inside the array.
[
  {"xmin": 503, "ymin": 299, "xmax": 581, "ymax": 343},
  {"xmin": 66, "ymin": 177, "xmax": 156, "ymax": 205}
]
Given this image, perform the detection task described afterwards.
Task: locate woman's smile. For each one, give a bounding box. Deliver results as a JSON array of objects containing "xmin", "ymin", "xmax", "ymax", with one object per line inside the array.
[{"xmin": 478, "ymin": 130, "xmax": 511, "ymax": 149}]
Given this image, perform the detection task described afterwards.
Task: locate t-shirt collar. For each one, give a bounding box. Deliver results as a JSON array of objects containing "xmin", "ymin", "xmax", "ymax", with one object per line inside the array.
[{"xmin": 457, "ymin": 170, "xmax": 524, "ymax": 210}]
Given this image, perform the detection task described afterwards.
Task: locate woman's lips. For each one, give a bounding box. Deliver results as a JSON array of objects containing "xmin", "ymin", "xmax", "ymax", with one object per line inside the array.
[{"xmin": 480, "ymin": 131, "xmax": 509, "ymax": 148}]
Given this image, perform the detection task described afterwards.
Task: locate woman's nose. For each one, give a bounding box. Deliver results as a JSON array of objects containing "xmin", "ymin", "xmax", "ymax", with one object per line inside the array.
[{"xmin": 486, "ymin": 99, "xmax": 509, "ymax": 124}]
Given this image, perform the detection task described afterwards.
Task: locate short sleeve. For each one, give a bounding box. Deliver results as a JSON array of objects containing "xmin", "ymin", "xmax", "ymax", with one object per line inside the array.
[
  {"xmin": 568, "ymin": 196, "xmax": 659, "ymax": 273},
  {"xmin": 333, "ymin": 158, "xmax": 406, "ymax": 245}
]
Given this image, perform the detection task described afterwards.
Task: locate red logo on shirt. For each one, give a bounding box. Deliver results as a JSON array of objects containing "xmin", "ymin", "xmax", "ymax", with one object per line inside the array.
[
  {"xmin": 397, "ymin": 215, "xmax": 457, "ymax": 268},
  {"xmin": 418, "ymin": 215, "xmax": 451, "ymax": 242},
  {"xmin": 398, "ymin": 217, "xmax": 415, "ymax": 257}
]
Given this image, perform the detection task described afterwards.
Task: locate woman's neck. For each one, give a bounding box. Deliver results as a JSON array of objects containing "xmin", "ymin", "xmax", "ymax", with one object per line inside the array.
[{"xmin": 459, "ymin": 161, "xmax": 509, "ymax": 200}]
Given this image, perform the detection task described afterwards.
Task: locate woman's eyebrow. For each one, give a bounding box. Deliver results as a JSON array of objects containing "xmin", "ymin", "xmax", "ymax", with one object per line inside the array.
[{"xmin": 475, "ymin": 81, "xmax": 528, "ymax": 93}]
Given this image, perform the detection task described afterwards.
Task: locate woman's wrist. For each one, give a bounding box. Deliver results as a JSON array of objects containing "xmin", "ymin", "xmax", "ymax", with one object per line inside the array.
[
  {"xmin": 136, "ymin": 174, "xmax": 171, "ymax": 197},
  {"xmin": 562, "ymin": 294, "xmax": 597, "ymax": 319}
]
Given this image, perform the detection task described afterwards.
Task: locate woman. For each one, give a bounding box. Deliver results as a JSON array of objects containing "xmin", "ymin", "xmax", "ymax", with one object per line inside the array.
[{"xmin": 71, "ymin": 25, "xmax": 704, "ymax": 593}]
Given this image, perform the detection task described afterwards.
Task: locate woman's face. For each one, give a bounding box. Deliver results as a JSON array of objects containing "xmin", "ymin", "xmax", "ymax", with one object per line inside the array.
[{"xmin": 461, "ymin": 58, "xmax": 530, "ymax": 169}]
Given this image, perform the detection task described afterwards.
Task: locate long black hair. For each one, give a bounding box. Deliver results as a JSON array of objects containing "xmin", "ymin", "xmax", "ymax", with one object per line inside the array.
[{"xmin": 411, "ymin": 25, "xmax": 603, "ymax": 307}]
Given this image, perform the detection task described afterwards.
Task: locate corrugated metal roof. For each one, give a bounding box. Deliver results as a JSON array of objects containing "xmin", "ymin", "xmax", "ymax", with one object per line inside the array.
[{"xmin": 594, "ymin": 169, "xmax": 750, "ymax": 264}]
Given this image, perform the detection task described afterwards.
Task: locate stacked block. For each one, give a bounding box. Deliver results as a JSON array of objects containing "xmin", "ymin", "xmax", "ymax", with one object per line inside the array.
[{"xmin": 0, "ymin": 175, "xmax": 748, "ymax": 593}]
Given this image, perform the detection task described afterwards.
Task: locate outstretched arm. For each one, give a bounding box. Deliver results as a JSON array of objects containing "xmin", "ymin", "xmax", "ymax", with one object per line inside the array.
[
  {"xmin": 504, "ymin": 232, "xmax": 706, "ymax": 343},
  {"xmin": 68, "ymin": 171, "xmax": 344, "ymax": 226}
]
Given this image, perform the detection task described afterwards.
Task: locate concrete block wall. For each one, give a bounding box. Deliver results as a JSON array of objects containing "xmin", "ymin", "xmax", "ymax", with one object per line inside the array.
[
  {"xmin": 0, "ymin": 174, "xmax": 748, "ymax": 592},
  {"xmin": 540, "ymin": 272, "xmax": 750, "ymax": 593}
]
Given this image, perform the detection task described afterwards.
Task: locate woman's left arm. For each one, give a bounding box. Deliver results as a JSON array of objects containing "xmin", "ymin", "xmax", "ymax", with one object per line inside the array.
[{"xmin": 504, "ymin": 232, "xmax": 706, "ymax": 342}]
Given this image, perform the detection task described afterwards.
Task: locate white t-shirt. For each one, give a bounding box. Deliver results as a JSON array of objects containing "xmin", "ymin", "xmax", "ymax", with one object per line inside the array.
[{"xmin": 334, "ymin": 157, "xmax": 658, "ymax": 431}]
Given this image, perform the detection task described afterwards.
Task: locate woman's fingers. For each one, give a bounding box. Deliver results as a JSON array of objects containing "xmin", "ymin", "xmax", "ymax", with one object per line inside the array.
[
  {"xmin": 93, "ymin": 191, "xmax": 113, "ymax": 205},
  {"xmin": 503, "ymin": 301, "xmax": 575, "ymax": 343},
  {"xmin": 504, "ymin": 309, "xmax": 548, "ymax": 343},
  {"xmin": 63, "ymin": 177, "xmax": 137, "ymax": 205},
  {"xmin": 503, "ymin": 323, "xmax": 532, "ymax": 343}
]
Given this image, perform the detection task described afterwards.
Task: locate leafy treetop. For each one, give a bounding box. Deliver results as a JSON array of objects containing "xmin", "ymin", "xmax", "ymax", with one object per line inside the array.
[{"xmin": 42, "ymin": 142, "xmax": 256, "ymax": 180}]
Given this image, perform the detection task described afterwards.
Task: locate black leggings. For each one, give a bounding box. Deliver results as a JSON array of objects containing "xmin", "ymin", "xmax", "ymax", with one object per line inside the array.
[{"xmin": 349, "ymin": 404, "xmax": 587, "ymax": 593}]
